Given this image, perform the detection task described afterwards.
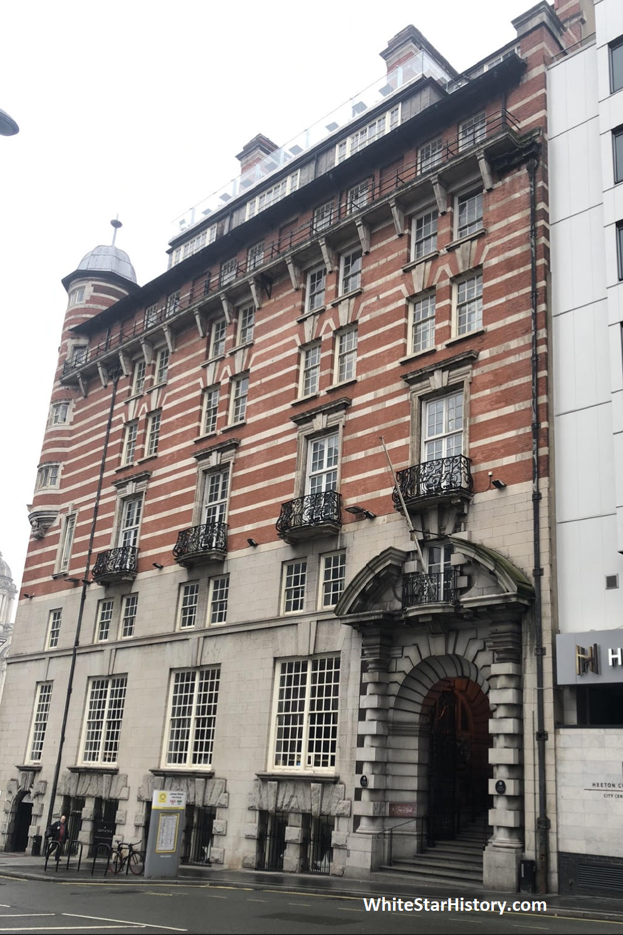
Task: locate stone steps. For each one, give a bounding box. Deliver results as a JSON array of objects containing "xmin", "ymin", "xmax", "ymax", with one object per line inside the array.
[{"xmin": 381, "ymin": 817, "xmax": 487, "ymax": 887}]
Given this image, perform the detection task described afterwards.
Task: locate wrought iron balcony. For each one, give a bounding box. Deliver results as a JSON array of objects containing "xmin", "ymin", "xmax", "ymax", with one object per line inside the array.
[
  {"xmin": 276, "ymin": 491, "xmax": 341, "ymax": 541},
  {"xmin": 393, "ymin": 455, "xmax": 472, "ymax": 510},
  {"xmin": 173, "ymin": 522, "xmax": 228, "ymax": 566},
  {"xmin": 92, "ymin": 546, "xmax": 138, "ymax": 584},
  {"xmin": 403, "ymin": 571, "xmax": 458, "ymax": 607}
]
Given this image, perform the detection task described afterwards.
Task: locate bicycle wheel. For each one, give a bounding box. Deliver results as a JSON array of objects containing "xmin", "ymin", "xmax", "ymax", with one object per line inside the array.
[
  {"xmin": 111, "ymin": 852, "xmax": 124, "ymax": 875},
  {"xmin": 128, "ymin": 851, "xmax": 144, "ymax": 875}
]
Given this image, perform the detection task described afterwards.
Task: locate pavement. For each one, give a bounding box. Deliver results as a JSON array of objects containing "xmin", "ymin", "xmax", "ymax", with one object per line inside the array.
[{"xmin": 1, "ymin": 852, "xmax": 623, "ymax": 927}]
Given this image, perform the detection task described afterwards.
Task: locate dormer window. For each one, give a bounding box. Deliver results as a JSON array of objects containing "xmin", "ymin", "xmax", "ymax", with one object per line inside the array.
[
  {"xmin": 336, "ymin": 105, "xmax": 400, "ymax": 164},
  {"xmin": 245, "ymin": 171, "xmax": 300, "ymax": 221}
]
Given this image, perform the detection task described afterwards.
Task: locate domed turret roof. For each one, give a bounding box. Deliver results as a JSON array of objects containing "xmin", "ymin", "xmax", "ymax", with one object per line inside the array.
[
  {"xmin": 0, "ymin": 552, "xmax": 12, "ymax": 580},
  {"xmin": 77, "ymin": 245, "xmax": 137, "ymax": 284}
]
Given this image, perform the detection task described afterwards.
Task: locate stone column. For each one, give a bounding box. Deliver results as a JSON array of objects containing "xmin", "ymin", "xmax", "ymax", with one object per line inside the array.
[
  {"xmin": 350, "ymin": 628, "xmax": 392, "ymax": 876},
  {"xmin": 484, "ymin": 621, "xmax": 523, "ymax": 890}
]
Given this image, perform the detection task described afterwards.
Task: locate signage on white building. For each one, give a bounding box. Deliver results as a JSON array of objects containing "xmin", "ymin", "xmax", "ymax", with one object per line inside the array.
[{"xmin": 557, "ymin": 631, "xmax": 623, "ymax": 685}]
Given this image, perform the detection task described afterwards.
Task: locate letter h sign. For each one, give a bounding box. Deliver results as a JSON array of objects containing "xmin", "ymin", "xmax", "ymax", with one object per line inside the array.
[{"xmin": 576, "ymin": 643, "xmax": 599, "ymax": 676}]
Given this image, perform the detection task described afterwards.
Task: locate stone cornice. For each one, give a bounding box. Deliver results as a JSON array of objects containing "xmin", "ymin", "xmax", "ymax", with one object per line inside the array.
[{"xmin": 290, "ymin": 397, "xmax": 352, "ymax": 426}]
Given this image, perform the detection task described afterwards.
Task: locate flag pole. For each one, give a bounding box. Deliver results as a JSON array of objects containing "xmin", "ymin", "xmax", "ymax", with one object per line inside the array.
[{"xmin": 379, "ymin": 436, "xmax": 427, "ymax": 572}]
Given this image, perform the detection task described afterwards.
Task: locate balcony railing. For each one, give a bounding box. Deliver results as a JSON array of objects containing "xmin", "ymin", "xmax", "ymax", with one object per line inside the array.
[
  {"xmin": 403, "ymin": 571, "xmax": 458, "ymax": 607},
  {"xmin": 393, "ymin": 455, "xmax": 472, "ymax": 508},
  {"xmin": 92, "ymin": 546, "xmax": 138, "ymax": 583},
  {"xmin": 61, "ymin": 108, "xmax": 521, "ymax": 380},
  {"xmin": 173, "ymin": 522, "xmax": 228, "ymax": 566},
  {"xmin": 276, "ymin": 491, "xmax": 341, "ymax": 540}
]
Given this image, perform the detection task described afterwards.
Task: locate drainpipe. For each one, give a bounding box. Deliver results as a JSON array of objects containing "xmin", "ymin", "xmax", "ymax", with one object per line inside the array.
[
  {"xmin": 44, "ymin": 366, "xmax": 122, "ymax": 835},
  {"xmin": 527, "ymin": 154, "xmax": 549, "ymax": 894}
]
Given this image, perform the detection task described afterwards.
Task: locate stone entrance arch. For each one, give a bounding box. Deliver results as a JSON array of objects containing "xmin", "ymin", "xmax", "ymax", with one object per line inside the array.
[
  {"xmin": 335, "ymin": 542, "xmax": 533, "ymax": 890},
  {"xmin": 1, "ymin": 769, "xmax": 47, "ymax": 853}
]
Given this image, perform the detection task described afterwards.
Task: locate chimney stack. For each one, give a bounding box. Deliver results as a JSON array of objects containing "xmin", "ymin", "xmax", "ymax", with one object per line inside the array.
[{"xmin": 236, "ymin": 134, "xmax": 279, "ymax": 175}]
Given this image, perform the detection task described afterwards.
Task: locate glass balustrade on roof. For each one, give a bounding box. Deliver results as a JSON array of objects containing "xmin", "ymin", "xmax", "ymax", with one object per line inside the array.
[{"xmin": 170, "ymin": 49, "xmax": 451, "ymax": 243}]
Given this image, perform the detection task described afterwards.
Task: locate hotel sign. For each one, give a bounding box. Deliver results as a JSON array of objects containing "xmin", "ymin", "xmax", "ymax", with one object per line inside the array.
[{"xmin": 557, "ymin": 630, "xmax": 623, "ymax": 685}]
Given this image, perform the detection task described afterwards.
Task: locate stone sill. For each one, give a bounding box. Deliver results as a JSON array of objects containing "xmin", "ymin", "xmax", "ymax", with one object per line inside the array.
[
  {"xmin": 201, "ymin": 355, "xmax": 225, "ymax": 369},
  {"xmin": 444, "ymin": 327, "xmax": 486, "ymax": 348},
  {"xmin": 221, "ymin": 421, "xmax": 246, "ymax": 433},
  {"xmin": 150, "ymin": 768, "xmax": 214, "ymax": 779},
  {"xmin": 193, "ymin": 432, "xmax": 218, "ymax": 445},
  {"xmin": 402, "ymin": 251, "xmax": 439, "ymax": 272},
  {"xmin": 137, "ymin": 456, "xmax": 157, "ymax": 466},
  {"xmin": 445, "ymin": 228, "xmax": 487, "ymax": 252},
  {"xmin": 150, "ymin": 382, "xmax": 167, "ymax": 392},
  {"xmin": 330, "ymin": 287, "xmax": 363, "ymax": 307},
  {"xmin": 297, "ymin": 305, "xmax": 326, "ymax": 323},
  {"xmin": 229, "ymin": 341, "xmax": 254, "ymax": 355},
  {"xmin": 51, "ymin": 572, "xmax": 68, "ymax": 580},
  {"xmin": 68, "ymin": 766, "xmax": 119, "ymax": 774},
  {"xmin": 124, "ymin": 393, "xmax": 143, "ymax": 405},
  {"xmin": 256, "ymin": 772, "xmax": 340, "ymax": 784},
  {"xmin": 16, "ymin": 764, "xmax": 42, "ymax": 772},
  {"xmin": 326, "ymin": 378, "xmax": 357, "ymax": 393},
  {"xmin": 399, "ymin": 348, "xmax": 437, "ymax": 365}
]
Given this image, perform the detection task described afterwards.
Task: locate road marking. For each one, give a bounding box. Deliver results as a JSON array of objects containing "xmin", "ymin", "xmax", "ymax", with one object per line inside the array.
[
  {"xmin": 201, "ymin": 895, "xmax": 227, "ymax": 899},
  {"xmin": 145, "ymin": 893, "xmax": 174, "ymax": 897},
  {"xmin": 0, "ymin": 927, "xmax": 142, "ymax": 932},
  {"xmin": 246, "ymin": 899, "xmax": 266, "ymax": 903},
  {"xmin": 543, "ymin": 917, "xmax": 623, "ymax": 928},
  {"xmin": 0, "ymin": 915, "xmax": 55, "ymax": 918},
  {"xmin": 288, "ymin": 903, "xmax": 311, "ymax": 907},
  {"xmin": 510, "ymin": 927, "xmax": 549, "ymax": 932},
  {"xmin": 264, "ymin": 888, "xmax": 360, "ymax": 901},
  {"xmin": 0, "ymin": 906, "xmax": 9, "ymax": 909},
  {"xmin": 338, "ymin": 907, "xmax": 365, "ymax": 913},
  {"xmin": 62, "ymin": 913, "xmax": 187, "ymax": 932}
]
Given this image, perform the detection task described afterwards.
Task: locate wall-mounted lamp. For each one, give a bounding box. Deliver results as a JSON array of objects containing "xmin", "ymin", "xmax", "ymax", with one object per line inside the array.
[
  {"xmin": 66, "ymin": 577, "xmax": 80, "ymax": 585},
  {"xmin": 152, "ymin": 562, "xmax": 164, "ymax": 570},
  {"xmin": 23, "ymin": 593, "xmax": 34, "ymax": 600},
  {"xmin": 345, "ymin": 505, "xmax": 376, "ymax": 520},
  {"xmin": 488, "ymin": 471, "xmax": 507, "ymax": 491},
  {"xmin": 247, "ymin": 538, "xmax": 258, "ymax": 547}
]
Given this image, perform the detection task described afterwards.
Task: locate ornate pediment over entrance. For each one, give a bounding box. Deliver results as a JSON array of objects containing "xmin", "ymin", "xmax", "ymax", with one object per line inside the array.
[{"xmin": 335, "ymin": 540, "xmax": 534, "ymax": 632}]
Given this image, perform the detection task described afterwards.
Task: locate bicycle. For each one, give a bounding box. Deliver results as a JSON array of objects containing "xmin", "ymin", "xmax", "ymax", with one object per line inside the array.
[{"xmin": 108, "ymin": 839, "xmax": 144, "ymax": 875}]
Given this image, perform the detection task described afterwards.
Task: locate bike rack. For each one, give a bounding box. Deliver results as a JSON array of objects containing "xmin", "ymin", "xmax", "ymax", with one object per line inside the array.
[
  {"xmin": 44, "ymin": 839, "xmax": 83, "ymax": 873},
  {"xmin": 91, "ymin": 842, "xmax": 112, "ymax": 876}
]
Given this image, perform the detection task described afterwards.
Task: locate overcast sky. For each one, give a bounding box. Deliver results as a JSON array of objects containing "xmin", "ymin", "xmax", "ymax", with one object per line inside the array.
[{"xmin": 0, "ymin": 0, "xmax": 529, "ymax": 598}]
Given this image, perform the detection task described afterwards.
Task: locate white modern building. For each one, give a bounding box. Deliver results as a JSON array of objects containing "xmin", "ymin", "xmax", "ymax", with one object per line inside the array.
[{"xmin": 549, "ymin": 0, "xmax": 623, "ymax": 896}]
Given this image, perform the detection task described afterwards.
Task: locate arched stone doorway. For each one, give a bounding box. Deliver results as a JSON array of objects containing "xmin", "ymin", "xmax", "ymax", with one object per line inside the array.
[
  {"xmin": 423, "ymin": 676, "xmax": 491, "ymax": 842},
  {"xmin": 8, "ymin": 791, "xmax": 32, "ymax": 853}
]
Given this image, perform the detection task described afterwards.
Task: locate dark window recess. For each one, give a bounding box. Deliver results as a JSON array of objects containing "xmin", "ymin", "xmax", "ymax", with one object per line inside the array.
[
  {"xmin": 91, "ymin": 798, "xmax": 117, "ymax": 857},
  {"xmin": 618, "ymin": 223, "xmax": 623, "ymax": 281},
  {"xmin": 611, "ymin": 37, "xmax": 623, "ymax": 94},
  {"xmin": 256, "ymin": 810, "xmax": 287, "ymax": 871},
  {"xmin": 301, "ymin": 814, "xmax": 334, "ymax": 875},
  {"xmin": 61, "ymin": 795, "xmax": 85, "ymax": 851},
  {"xmin": 614, "ymin": 127, "xmax": 623, "ymax": 184},
  {"xmin": 606, "ymin": 574, "xmax": 619, "ymax": 589},
  {"xmin": 181, "ymin": 805, "xmax": 215, "ymax": 864},
  {"xmin": 577, "ymin": 684, "xmax": 623, "ymax": 726}
]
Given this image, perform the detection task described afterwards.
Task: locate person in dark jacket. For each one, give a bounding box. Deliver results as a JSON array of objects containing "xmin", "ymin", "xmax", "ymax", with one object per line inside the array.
[{"xmin": 45, "ymin": 815, "xmax": 68, "ymax": 860}]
